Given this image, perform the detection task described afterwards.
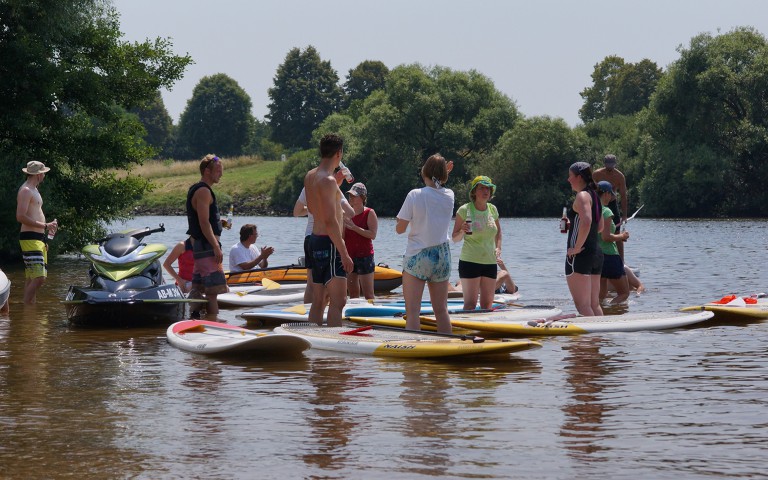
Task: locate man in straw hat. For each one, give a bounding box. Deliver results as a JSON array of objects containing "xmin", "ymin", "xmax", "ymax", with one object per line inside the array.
[{"xmin": 16, "ymin": 161, "xmax": 58, "ymax": 304}]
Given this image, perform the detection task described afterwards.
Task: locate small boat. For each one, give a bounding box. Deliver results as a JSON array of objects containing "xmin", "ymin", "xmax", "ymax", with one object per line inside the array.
[
  {"xmin": 0, "ymin": 269, "xmax": 10, "ymax": 311},
  {"xmin": 217, "ymin": 283, "xmax": 307, "ymax": 307},
  {"xmin": 274, "ymin": 322, "xmax": 542, "ymax": 358},
  {"xmin": 225, "ymin": 263, "xmax": 403, "ymax": 292},
  {"xmin": 421, "ymin": 310, "xmax": 715, "ymax": 336},
  {"xmin": 166, "ymin": 320, "xmax": 310, "ymax": 356}
]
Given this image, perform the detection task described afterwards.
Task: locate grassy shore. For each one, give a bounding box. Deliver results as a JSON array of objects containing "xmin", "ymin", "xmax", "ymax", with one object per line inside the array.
[{"xmin": 130, "ymin": 156, "xmax": 285, "ymax": 215}]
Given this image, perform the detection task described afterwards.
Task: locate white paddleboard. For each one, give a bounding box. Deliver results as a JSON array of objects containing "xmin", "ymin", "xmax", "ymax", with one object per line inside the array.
[
  {"xmin": 166, "ymin": 320, "xmax": 310, "ymax": 355},
  {"xmin": 274, "ymin": 323, "xmax": 541, "ymax": 358},
  {"xmin": 438, "ymin": 310, "xmax": 715, "ymax": 335},
  {"xmin": 217, "ymin": 284, "xmax": 307, "ymax": 307}
]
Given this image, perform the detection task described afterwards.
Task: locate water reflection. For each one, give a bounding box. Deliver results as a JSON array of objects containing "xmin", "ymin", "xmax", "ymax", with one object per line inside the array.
[
  {"xmin": 302, "ymin": 356, "xmax": 364, "ymax": 473},
  {"xmin": 559, "ymin": 336, "xmax": 618, "ymax": 460}
]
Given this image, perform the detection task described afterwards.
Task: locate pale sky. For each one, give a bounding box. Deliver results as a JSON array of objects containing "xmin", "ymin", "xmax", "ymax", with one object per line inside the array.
[{"xmin": 113, "ymin": 0, "xmax": 768, "ymax": 127}]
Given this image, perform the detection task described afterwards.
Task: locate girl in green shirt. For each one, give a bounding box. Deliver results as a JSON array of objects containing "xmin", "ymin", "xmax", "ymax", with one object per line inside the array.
[{"xmin": 451, "ymin": 176, "xmax": 502, "ymax": 310}]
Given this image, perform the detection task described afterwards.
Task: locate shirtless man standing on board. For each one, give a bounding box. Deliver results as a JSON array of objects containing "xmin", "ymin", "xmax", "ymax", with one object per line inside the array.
[
  {"xmin": 304, "ymin": 133, "xmax": 353, "ymax": 327},
  {"xmin": 16, "ymin": 161, "xmax": 58, "ymax": 304}
]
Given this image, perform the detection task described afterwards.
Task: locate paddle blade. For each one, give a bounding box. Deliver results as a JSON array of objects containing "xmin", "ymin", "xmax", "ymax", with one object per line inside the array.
[
  {"xmin": 262, "ymin": 278, "xmax": 281, "ymax": 290},
  {"xmin": 284, "ymin": 304, "xmax": 308, "ymax": 315}
]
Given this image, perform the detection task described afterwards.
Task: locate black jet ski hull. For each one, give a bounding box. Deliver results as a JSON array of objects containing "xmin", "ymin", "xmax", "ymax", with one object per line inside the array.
[{"xmin": 64, "ymin": 284, "xmax": 193, "ymax": 327}]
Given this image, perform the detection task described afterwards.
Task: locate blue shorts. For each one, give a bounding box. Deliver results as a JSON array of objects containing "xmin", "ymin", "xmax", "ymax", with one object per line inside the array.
[
  {"xmin": 601, "ymin": 254, "xmax": 625, "ymax": 279},
  {"xmin": 458, "ymin": 260, "xmax": 497, "ymax": 279},
  {"xmin": 310, "ymin": 234, "xmax": 346, "ymax": 285},
  {"xmin": 403, "ymin": 242, "xmax": 451, "ymax": 283},
  {"xmin": 352, "ymin": 254, "xmax": 375, "ymax": 275},
  {"xmin": 565, "ymin": 250, "xmax": 603, "ymax": 276}
]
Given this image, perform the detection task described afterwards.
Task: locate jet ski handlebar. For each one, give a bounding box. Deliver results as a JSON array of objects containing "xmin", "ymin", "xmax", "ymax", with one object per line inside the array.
[{"xmin": 95, "ymin": 224, "xmax": 166, "ymax": 245}]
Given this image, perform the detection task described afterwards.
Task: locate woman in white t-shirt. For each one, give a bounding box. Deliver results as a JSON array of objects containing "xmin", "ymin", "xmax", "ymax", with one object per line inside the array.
[{"xmin": 396, "ymin": 154, "xmax": 455, "ymax": 333}]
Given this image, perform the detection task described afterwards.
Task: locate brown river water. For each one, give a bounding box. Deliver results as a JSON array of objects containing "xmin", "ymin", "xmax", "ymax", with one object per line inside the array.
[{"xmin": 1, "ymin": 216, "xmax": 766, "ymax": 479}]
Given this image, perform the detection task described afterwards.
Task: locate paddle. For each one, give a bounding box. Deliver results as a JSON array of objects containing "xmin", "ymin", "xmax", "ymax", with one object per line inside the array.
[
  {"xmin": 262, "ymin": 278, "xmax": 281, "ymax": 290},
  {"xmin": 283, "ymin": 304, "xmax": 309, "ymax": 315},
  {"xmin": 526, "ymin": 313, "xmax": 579, "ymax": 327},
  {"xmin": 340, "ymin": 324, "xmax": 485, "ymax": 343},
  {"xmin": 178, "ymin": 322, "xmax": 268, "ymax": 337},
  {"xmin": 621, "ymin": 204, "xmax": 645, "ymax": 230}
]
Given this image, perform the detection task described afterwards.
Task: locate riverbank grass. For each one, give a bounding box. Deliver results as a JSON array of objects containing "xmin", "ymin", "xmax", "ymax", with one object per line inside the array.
[{"xmin": 132, "ymin": 156, "xmax": 283, "ymax": 213}]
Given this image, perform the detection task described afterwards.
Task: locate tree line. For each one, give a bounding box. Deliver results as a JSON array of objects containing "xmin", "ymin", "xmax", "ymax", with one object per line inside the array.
[{"xmin": 2, "ymin": 0, "xmax": 767, "ymax": 258}]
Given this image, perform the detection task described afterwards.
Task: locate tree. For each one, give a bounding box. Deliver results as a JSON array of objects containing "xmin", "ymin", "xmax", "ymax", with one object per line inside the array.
[
  {"xmin": 640, "ymin": 26, "xmax": 768, "ymax": 216},
  {"xmin": 271, "ymin": 64, "xmax": 520, "ymax": 215},
  {"xmin": 0, "ymin": 0, "xmax": 191, "ymax": 256},
  {"xmin": 343, "ymin": 60, "xmax": 389, "ymax": 108},
  {"xmin": 267, "ymin": 46, "xmax": 344, "ymax": 149},
  {"xmin": 177, "ymin": 73, "xmax": 254, "ymax": 157},
  {"xmin": 579, "ymin": 56, "xmax": 662, "ymax": 123},
  {"xmin": 605, "ymin": 59, "xmax": 663, "ymax": 117},
  {"xmin": 477, "ymin": 117, "xmax": 589, "ymax": 216},
  {"xmin": 131, "ymin": 90, "xmax": 174, "ymax": 158}
]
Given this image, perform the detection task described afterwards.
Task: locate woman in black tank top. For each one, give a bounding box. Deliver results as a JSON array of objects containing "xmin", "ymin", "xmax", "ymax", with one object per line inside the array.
[{"xmin": 565, "ymin": 162, "xmax": 604, "ymax": 316}]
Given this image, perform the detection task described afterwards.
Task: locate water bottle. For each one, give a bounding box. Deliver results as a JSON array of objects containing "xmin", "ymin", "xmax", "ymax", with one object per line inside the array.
[
  {"xmin": 559, "ymin": 207, "xmax": 569, "ymax": 233},
  {"xmin": 339, "ymin": 162, "xmax": 354, "ymax": 183},
  {"xmin": 47, "ymin": 219, "xmax": 58, "ymax": 241},
  {"xmin": 225, "ymin": 206, "xmax": 233, "ymax": 230},
  {"xmin": 465, "ymin": 220, "xmax": 473, "ymax": 235}
]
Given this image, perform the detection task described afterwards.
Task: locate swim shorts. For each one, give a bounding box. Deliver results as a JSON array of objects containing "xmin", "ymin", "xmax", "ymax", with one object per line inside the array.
[
  {"xmin": 403, "ymin": 242, "xmax": 451, "ymax": 283},
  {"xmin": 20, "ymin": 232, "xmax": 47, "ymax": 280},
  {"xmin": 601, "ymin": 254, "xmax": 625, "ymax": 280},
  {"xmin": 352, "ymin": 254, "xmax": 375, "ymax": 275},
  {"xmin": 458, "ymin": 259, "xmax": 497, "ymax": 280},
  {"xmin": 310, "ymin": 234, "xmax": 346, "ymax": 285},
  {"xmin": 565, "ymin": 250, "xmax": 603, "ymax": 276},
  {"xmin": 303, "ymin": 235, "xmax": 314, "ymax": 269},
  {"xmin": 190, "ymin": 237, "xmax": 227, "ymax": 296}
]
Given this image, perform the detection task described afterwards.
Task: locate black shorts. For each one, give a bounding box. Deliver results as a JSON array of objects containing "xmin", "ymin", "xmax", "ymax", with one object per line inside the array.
[
  {"xmin": 458, "ymin": 260, "xmax": 497, "ymax": 279},
  {"xmin": 309, "ymin": 234, "xmax": 346, "ymax": 284},
  {"xmin": 601, "ymin": 254, "xmax": 625, "ymax": 279},
  {"xmin": 303, "ymin": 235, "xmax": 314, "ymax": 269},
  {"xmin": 352, "ymin": 254, "xmax": 375, "ymax": 275},
  {"xmin": 565, "ymin": 250, "xmax": 603, "ymax": 276}
]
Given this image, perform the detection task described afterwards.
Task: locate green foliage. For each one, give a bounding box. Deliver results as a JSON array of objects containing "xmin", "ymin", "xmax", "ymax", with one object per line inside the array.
[
  {"xmin": 477, "ymin": 117, "xmax": 589, "ymax": 216},
  {"xmin": 343, "ymin": 60, "xmax": 389, "ymax": 108},
  {"xmin": 579, "ymin": 55, "xmax": 662, "ymax": 123},
  {"xmin": 0, "ymin": 0, "xmax": 191, "ymax": 257},
  {"xmin": 131, "ymin": 90, "xmax": 174, "ymax": 158},
  {"xmin": 645, "ymin": 26, "xmax": 768, "ymax": 216},
  {"xmin": 577, "ymin": 114, "xmax": 648, "ymax": 211},
  {"xmin": 267, "ymin": 46, "xmax": 344, "ymax": 149},
  {"xmin": 269, "ymin": 149, "xmax": 319, "ymax": 210},
  {"xmin": 311, "ymin": 64, "xmax": 520, "ymax": 215},
  {"xmin": 177, "ymin": 73, "xmax": 254, "ymax": 157}
]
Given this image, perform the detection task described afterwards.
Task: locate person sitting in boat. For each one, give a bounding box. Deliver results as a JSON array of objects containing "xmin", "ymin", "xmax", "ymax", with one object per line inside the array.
[
  {"xmin": 229, "ymin": 224, "xmax": 274, "ymax": 273},
  {"xmin": 163, "ymin": 237, "xmax": 194, "ymax": 293}
]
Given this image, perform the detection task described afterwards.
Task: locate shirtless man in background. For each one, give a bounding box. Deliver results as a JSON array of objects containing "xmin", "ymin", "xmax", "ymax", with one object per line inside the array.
[
  {"xmin": 16, "ymin": 161, "xmax": 58, "ymax": 304},
  {"xmin": 304, "ymin": 133, "xmax": 353, "ymax": 326},
  {"xmin": 593, "ymin": 154, "xmax": 628, "ymax": 259}
]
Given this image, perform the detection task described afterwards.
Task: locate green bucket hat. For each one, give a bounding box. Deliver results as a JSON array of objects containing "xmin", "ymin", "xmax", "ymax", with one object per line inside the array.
[{"xmin": 469, "ymin": 175, "xmax": 496, "ymax": 200}]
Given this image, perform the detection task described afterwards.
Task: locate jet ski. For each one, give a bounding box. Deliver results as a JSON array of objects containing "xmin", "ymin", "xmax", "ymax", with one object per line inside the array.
[{"xmin": 63, "ymin": 224, "xmax": 204, "ymax": 326}]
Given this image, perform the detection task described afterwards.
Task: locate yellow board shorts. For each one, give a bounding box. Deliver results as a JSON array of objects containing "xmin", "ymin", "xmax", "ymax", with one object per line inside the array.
[{"xmin": 20, "ymin": 232, "xmax": 48, "ymax": 280}]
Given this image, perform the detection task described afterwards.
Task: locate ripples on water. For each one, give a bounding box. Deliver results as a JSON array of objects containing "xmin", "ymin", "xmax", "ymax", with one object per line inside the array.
[{"xmin": 0, "ymin": 217, "xmax": 766, "ymax": 479}]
